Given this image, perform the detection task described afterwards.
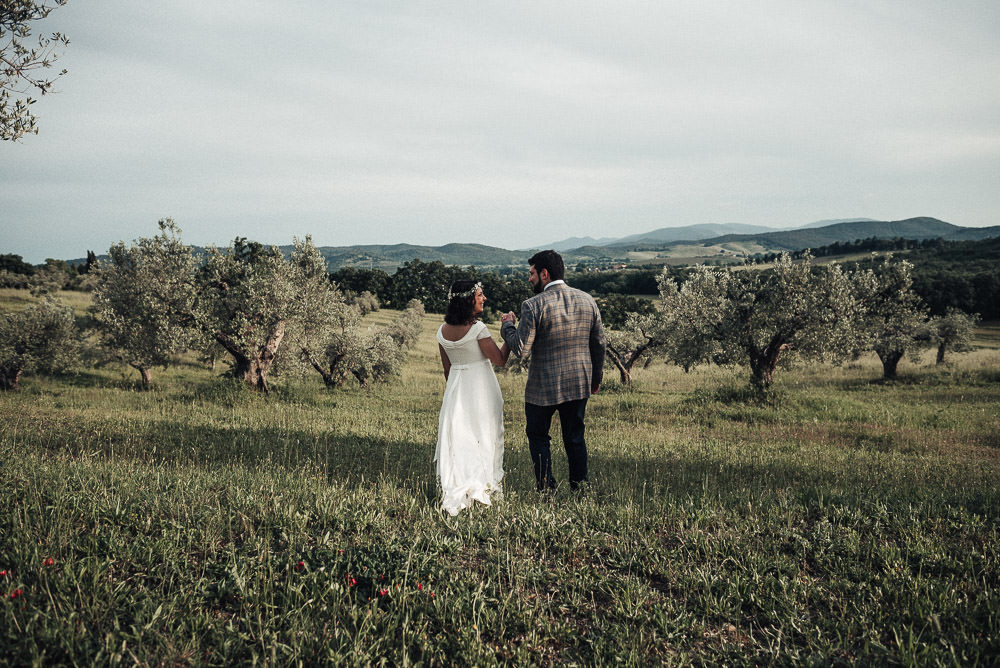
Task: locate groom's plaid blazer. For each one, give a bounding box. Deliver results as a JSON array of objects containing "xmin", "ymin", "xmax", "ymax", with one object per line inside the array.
[{"xmin": 501, "ymin": 283, "xmax": 606, "ymax": 406}]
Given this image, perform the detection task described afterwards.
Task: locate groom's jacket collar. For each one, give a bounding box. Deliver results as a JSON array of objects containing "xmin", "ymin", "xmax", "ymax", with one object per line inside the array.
[{"xmin": 543, "ymin": 280, "xmax": 566, "ymax": 291}]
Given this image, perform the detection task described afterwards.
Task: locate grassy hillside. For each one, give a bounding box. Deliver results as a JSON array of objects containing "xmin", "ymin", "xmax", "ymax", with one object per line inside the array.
[{"xmin": 1, "ymin": 293, "xmax": 998, "ymax": 664}]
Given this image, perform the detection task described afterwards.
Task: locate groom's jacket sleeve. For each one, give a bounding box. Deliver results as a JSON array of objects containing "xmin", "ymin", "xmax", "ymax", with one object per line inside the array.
[{"xmin": 500, "ymin": 300, "xmax": 538, "ymax": 358}]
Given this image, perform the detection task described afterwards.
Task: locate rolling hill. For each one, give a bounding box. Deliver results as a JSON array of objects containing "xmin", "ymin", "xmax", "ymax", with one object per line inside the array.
[
  {"xmin": 663, "ymin": 218, "xmax": 1000, "ymax": 253},
  {"xmin": 607, "ymin": 223, "xmax": 780, "ymax": 246},
  {"xmin": 303, "ymin": 243, "xmax": 526, "ymax": 270}
]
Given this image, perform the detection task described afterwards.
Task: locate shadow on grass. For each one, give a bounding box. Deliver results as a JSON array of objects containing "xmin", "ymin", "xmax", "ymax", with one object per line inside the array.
[
  {"xmin": 685, "ymin": 384, "xmax": 785, "ymax": 406},
  {"xmin": 15, "ymin": 377, "xmax": 999, "ymax": 517},
  {"xmin": 29, "ymin": 415, "xmax": 439, "ymax": 502},
  {"xmin": 171, "ymin": 375, "xmax": 368, "ymax": 410},
  {"xmin": 865, "ymin": 374, "xmax": 926, "ymax": 387},
  {"xmin": 40, "ymin": 369, "xmax": 124, "ymax": 390},
  {"xmin": 830, "ymin": 366, "xmax": 1000, "ymax": 390},
  {"xmin": 19, "ymin": 411, "xmax": 1000, "ymax": 517},
  {"xmin": 586, "ymin": 444, "xmax": 1000, "ymax": 516}
]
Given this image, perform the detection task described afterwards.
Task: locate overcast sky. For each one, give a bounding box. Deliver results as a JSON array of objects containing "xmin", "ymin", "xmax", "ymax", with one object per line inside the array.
[{"xmin": 3, "ymin": 0, "xmax": 999, "ymax": 263}]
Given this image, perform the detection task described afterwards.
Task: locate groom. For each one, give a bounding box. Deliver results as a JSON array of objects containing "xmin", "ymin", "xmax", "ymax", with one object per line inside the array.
[{"xmin": 501, "ymin": 250, "xmax": 606, "ymax": 491}]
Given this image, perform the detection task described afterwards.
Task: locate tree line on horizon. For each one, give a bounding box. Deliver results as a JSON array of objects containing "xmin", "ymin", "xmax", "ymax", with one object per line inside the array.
[
  {"xmin": 4, "ymin": 232, "xmax": 996, "ymax": 320},
  {"xmin": 0, "ymin": 221, "xmax": 984, "ymax": 395}
]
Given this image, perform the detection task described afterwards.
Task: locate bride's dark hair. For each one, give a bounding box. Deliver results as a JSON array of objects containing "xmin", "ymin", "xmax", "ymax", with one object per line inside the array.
[{"xmin": 445, "ymin": 279, "xmax": 479, "ymax": 325}]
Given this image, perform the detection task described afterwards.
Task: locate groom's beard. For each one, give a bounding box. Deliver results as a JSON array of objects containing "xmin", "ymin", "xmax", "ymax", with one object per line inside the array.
[{"xmin": 531, "ymin": 280, "xmax": 543, "ymax": 294}]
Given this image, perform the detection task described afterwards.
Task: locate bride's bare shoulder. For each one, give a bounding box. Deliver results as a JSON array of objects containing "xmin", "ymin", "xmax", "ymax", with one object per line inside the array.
[{"xmin": 440, "ymin": 322, "xmax": 474, "ymax": 342}]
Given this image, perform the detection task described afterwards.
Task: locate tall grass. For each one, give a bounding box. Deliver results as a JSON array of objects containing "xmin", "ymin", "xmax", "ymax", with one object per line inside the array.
[{"xmin": 1, "ymin": 297, "xmax": 998, "ymax": 665}]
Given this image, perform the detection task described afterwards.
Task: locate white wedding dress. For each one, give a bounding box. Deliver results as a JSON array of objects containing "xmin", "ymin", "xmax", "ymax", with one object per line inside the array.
[{"xmin": 435, "ymin": 321, "xmax": 504, "ymax": 516}]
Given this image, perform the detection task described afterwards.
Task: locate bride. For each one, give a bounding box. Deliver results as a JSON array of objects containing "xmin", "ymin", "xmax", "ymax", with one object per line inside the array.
[{"xmin": 435, "ymin": 279, "xmax": 511, "ymax": 516}]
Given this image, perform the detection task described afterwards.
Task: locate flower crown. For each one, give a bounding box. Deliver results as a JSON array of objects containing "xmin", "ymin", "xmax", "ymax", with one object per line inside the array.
[{"xmin": 447, "ymin": 281, "xmax": 482, "ymax": 301}]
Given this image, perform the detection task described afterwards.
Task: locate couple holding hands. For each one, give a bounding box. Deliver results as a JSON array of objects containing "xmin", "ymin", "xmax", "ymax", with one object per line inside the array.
[{"xmin": 434, "ymin": 250, "xmax": 606, "ymax": 516}]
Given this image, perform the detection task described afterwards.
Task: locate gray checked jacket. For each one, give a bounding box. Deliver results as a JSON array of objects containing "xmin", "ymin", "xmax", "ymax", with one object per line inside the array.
[{"xmin": 501, "ymin": 282, "xmax": 606, "ymax": 406}]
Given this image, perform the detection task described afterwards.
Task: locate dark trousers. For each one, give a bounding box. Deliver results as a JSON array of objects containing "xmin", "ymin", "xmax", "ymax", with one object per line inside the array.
[{"xmin": 525, "ymin": 398, "xmax": 589, "ymax": 490}]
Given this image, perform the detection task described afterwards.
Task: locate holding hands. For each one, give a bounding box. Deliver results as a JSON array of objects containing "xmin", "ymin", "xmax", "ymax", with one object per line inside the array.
[{"xmin": 501, "ymin": 311, "xmax": 516, "ymax": 325}]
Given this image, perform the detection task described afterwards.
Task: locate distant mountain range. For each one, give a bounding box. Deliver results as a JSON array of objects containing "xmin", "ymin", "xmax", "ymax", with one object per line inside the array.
[
  {"xmin": 601, "ymin": 223, "xmax": 778, "ymax": 247},
  {"xmin": 307, "ymin": 217, "xmax": 1000, "ymax": 269},
  {"xmin": 543, "ymin": 218, "xmax": 876, "ymax": 249},
  {"xmin": 544, "ymin": 235, "xmax": 621, "ymax": 251},
  {"xmin": 65, "ymin": 217, "xmax": 999, "ymax": 270},
  {"xmin": 792, "ymin": 217, "xmax": 878, "ymax": 230}
]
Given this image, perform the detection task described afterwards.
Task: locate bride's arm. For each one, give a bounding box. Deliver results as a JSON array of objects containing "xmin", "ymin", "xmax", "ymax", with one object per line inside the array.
[
  {"xmin": 439, "ymin": 344, "xmax": 451, "ymax": 380},
  {"xmin": 478, "ymin": 336, "xmax": 510, "ymax": 366}
]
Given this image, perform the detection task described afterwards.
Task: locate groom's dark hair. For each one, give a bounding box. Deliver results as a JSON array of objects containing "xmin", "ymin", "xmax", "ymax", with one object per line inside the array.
[{"xmin": 528, "ymin": 250, "xmax": 565, "ymax": 282}]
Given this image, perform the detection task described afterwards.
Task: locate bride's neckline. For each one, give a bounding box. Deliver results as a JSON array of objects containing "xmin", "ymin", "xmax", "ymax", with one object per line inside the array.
[{"xmin": 440, "ymin": 321, "xmax": 479, "ymax": 342}]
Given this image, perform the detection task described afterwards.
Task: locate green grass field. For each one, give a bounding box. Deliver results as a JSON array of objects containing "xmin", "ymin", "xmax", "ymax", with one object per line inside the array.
[{"xmin": 2, "ymin": 292, "xmax": 998, "ymax": 665}]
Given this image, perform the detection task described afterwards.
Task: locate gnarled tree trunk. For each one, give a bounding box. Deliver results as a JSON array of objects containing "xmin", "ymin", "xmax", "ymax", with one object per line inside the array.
[
  {"xmin": 0, "ymin": 365, "xmax": 23, "ymax": 391},
  {"xmin": 130, "ymin": 364, "xmax": 152, "ymax": 388},
  {"xmin": 606, "ymin": 343, "xmax": 648, "ymax": 385},
  {"xmin": 608, "ymin": 355, "xmax": 633, "ymax": 385},
  {"xmin": 301, "ymin": 347, "xmax": 347, "ymax": 388},
  {"xmin": 215, "ymin": 320, "xmax": 286, "ymax": 393},
  {"xmin": 748, "ymin": 336, "xmax": 788, "ymax": 391},
  {"xmin": 879, "ymin": 350, "xmax": 903, "ymax": 379}
]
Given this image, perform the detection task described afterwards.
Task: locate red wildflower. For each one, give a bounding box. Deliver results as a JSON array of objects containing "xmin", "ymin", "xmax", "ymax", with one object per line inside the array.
[
  {"xmin": 348, "ymin": 577, "xmax": 357, "ymax": 587},
  {"xmin": 295, "ymin": 561, "xmax": 305, "ymax": 571},
  {"xmin": 430, "ymin": 592, "xmax": 435, "ymax": 598},
  {"xmin": 417, "ymin": 583, "xmax": 422, "ymax": 591},
  {"xmin": 377, "ymin": 588, "xmax": 388, "ymax": 597},
  {"xmin": 10, "ymin": 589, "xmax": 23, "ymax": 600},
  {"xmin": 43, "ymin": 557, "xmax": 55, "ymax": 566},
  {"xmin": 0, "ymin": 570, "xmax": 6, "ymax": 577}
]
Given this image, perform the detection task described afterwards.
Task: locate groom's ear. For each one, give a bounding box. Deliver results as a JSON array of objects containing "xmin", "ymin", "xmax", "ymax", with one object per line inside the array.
[{"xmin": 539, "ymin": 268, "xmax": 550, "ymax": 283}]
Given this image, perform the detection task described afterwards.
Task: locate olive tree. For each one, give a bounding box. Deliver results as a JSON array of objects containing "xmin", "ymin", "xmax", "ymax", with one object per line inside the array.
[
  {"xmin": 852, "ymin": 257, "xmax": 930, "ymax": 379},
  {"xmin": 1, "ymin": 1, "xmax": 70, "ymax": 140},
  {"xmin": 605, "ymin": 313, "xmax": 670, "ymax": 385},
  {"xmin": 0, "ymin": 269, "xmax": 29, "ymax": 288},
  {"xmin": 90, "ymin": 219, "xmax": 198, "ymax": 387},
  {"xmin": 658, "ymin": 253, "xmax": 862, "ymax": 391},
  {"xmin": 386, "ymin": 298, "xmax": 424, "ymax": 350},
  {"xmin": 292, "ymin": 299, "xmax": 424, "ymax": 388},
  {"xmin": 0, "ymin": 296, "xmax": 80, "ymax": 390},
  {"xmin": 341, "ymin": 329, "xmax": 405, "ymax": 387},
  {"xmin": 930, "ymin": 307, "xmax": 978, "ymax": 365},
  {"xmin": 280, "ymin": 267, "xmax": 358, "ymax": 387},
  {"xmin": 197, "ymin": 236, "xmax": 344, "ymax": 393},
  {"xmin": 26, "ymin": 262, "xmax": 67, "ymax": 296},
  {"xmin": 351, "ymin": 290, "xmax": 380, "ymax": 316}
]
